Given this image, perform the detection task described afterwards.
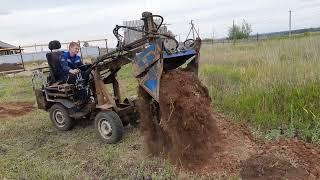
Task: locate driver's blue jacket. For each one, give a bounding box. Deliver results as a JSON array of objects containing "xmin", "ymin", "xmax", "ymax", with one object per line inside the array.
[{"xmin": 58, "ymin": 51, "xmax": 83, "ymax": 80}]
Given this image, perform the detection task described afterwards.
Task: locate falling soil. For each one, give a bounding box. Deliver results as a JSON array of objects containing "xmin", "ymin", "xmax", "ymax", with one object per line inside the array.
[
  {"xmin": 138, "ymin": 69, "xmax": 219, "ymax": 169},
  {"xmin": 138, "ymin": 69, "xmax": 320, "ymax": 178},
  {"xmin": 0, "ymin": 63, "xmax": 23, "ymax": 72},
  {"xmin": 0, "ymin": 102, "xmax": 35, "ymax": 119}
]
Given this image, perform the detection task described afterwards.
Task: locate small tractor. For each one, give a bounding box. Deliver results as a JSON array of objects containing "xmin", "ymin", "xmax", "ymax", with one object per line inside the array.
[{"xmin": 32, "ymin": 12, "xmax": 201, "ymax": 144}]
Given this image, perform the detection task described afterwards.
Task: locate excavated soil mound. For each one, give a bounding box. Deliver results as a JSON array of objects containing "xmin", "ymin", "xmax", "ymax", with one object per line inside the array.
[
  {"xmin": 0, "ymin": 63, "xmax": 23, "ymax": 72},
  {"xmin": 0, "ymin": 102, "xmax": 34, "ymax": 119},
  {"xmin": 138, "ymin": 69, "xmax": 220, "ymax": 169},
  {"xmin": 199, "ymin": 113, "xmax": 320, "ymax": 178},
  {"xmin": 262, "ymin": 139, "xmax": 320, "ymax": 177},
  {"xmin": 198, "ymin": 113, "xmax": 258, "ymax": 175},
  {"xmin": 240, "ymin": 155, "xmax": 308, "ymax": 180}
]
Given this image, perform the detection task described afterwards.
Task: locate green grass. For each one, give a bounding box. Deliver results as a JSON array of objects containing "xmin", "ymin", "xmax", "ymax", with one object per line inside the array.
[
  {"xmin": 200, "ymin": 34, "xmax": 320, "ymax": 144},
  {"xmin": 0, "ymin": 110, "xmax": 175, "ymax": 179},
  {"xmin": 0, "ymin": 76, "xmax": 34, "ymax": 102}
]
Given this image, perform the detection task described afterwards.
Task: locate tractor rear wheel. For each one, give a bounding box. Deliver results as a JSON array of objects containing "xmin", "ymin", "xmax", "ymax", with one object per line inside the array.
[
  {"xmin": 49, "ymin": 104, "xmax": 74, "ymax": 131},
  {"xmin": 95, "ymin": 111, "xmax": 124, "ymax": 144}
]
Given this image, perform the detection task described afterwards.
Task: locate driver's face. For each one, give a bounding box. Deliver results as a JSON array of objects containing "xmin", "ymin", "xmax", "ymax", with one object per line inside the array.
[{"xmin": 69, "ymin": 45, "xmax": 80, "ymax": 56}]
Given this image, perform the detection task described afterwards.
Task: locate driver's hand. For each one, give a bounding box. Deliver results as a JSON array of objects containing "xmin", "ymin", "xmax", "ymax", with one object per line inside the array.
[{"xmin": 69, "ymin": 69, "xmax": 80, "ymax": 74}]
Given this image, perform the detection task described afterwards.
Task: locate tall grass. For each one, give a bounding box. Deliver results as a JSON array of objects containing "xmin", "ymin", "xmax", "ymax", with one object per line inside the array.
[{"xmin": 200, "ymin": 35, "xmax": 320, "ymax": 144}]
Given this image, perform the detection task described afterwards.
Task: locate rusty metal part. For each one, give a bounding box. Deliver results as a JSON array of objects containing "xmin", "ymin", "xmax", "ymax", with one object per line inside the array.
[
  {"xmin": 92, "ymin": 70, "xmax": 116, "ymax": 110},
  {"xmin": 34, "ymin": 89, "xmax": 47, "ymax": 109},
  {"xmin": 186, "ymin": 37, "xmax": 202, "ymax": 76}
]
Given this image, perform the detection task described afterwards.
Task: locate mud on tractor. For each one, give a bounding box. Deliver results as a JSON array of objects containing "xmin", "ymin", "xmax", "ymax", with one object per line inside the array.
[{"xmin": 32, "ymin": 12, "xmax": 201, "ymax": 144}]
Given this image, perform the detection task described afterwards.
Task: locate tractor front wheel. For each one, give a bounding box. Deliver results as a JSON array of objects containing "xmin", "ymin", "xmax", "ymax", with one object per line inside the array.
[
  {"xmin": 49, "ymin": 104, "xmax": 74, "ymax": 131},
  {"xmin": 95, "ymin": 111, "xmax": 124, "ymax": 144}
]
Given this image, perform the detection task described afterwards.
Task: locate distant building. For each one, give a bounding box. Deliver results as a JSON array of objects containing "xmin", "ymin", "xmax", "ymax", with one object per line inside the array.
[{"xmin": 0, "ymin": 41, "xmax": 21, "ymax": 55}]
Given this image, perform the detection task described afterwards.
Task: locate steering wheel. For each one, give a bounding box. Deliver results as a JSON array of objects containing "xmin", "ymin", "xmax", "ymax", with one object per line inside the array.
[{"xmin": 78, "ymin": 64, "xmax": 91, "ymax": 71}]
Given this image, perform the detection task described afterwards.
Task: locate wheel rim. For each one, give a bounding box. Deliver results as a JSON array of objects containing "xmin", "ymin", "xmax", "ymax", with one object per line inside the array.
[
  {"xmin": 98, "ymin": 119, "xmax": 112, "ymax": 139},
  {"xmin": 54, "ymin": 110, "xmax": 66, "ymax": 127}
]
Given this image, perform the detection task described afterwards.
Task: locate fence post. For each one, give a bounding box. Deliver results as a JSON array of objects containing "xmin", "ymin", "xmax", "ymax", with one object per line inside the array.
[
  {"xmin": 78, "ymin": 40, "xmax": 83, "ymax": 62},
  {"xmin": 19, "ymin": 46, "xmax": 25, "ymax": 71},
  {"xmin": 105, "ymin": 39, "xmax": 108, "ymax": 53}
]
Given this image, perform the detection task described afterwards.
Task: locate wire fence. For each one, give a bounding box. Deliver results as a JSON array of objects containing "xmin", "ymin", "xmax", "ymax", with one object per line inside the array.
[
  {"xmin": 0, "ymin": 38, "xmax": 109, "ymax": 67},
  {"xmin": 0, "ymin": 46, "xmax": 102, "ymax": 65}
]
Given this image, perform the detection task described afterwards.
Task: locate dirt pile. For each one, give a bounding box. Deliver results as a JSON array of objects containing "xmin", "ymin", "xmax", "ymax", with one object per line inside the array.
[
  {"xmin": 199, "ymin": 113, "xmax": 258, "ymax": 175},
  {"xmin": 240, "ymin": 155, "xmax": 308, "ymax": 180},
  {"xmin": 0, "ymin": 102, "xmax": 34, "ymax": 119},
  {"xmin": 197, "ymin": 113, "xmax": 320, "ymax": 178},
  {"xmin": 138, "ymin": 69, "xmax": 220, "ymax": 169},
  {"xmin": 262, "ymin": 139, "xmax": 320, "ymax": 177},
  {"xmin": 0, "ymin": 63, "xmax": 23, "ymax": 72}
]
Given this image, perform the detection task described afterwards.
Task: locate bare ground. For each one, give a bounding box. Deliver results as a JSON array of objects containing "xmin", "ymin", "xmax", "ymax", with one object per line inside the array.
[
  {"xmin": 0, "ymin": 63, "xmax": 23, "ymax": 72},
  {"xmin": 0, "ymin": 102, "xmax": 35, "ymax": 119}
]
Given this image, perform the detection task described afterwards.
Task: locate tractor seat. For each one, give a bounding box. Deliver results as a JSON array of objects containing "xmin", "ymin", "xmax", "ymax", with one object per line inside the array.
[{"xmin": 46, "ymin": 40, "xmax": 63, "ymax": 84}]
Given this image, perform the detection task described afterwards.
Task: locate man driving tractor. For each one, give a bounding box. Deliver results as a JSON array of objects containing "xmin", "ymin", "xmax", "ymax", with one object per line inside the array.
[
  {"xmin": 57, "ymin": 42, "xmax": 89, "ymax": 104},
  {"xmin": 58, "ymin": 42, "xmax": 84, "ymax": 83}
]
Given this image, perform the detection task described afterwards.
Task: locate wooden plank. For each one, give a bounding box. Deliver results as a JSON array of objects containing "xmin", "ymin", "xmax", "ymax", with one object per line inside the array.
[{"xmin": 0, "ymin": 69, "xmax": 24, "ymax": 75}]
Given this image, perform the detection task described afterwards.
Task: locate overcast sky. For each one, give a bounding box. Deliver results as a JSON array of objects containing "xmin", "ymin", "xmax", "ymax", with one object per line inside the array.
[{"xmin": 1, "ymin": 0, "xmax": 320, "ymax": 47}]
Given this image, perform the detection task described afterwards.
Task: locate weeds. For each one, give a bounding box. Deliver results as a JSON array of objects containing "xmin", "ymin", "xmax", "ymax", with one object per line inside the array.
[{"xmin": 200, "ymin": 34, "xmax": 320, "ymax": 144}]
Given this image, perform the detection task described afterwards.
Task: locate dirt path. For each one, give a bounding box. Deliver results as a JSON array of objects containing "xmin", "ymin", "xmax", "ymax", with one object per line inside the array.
[
  {"xmin": 0, "ymin": 102, "xmax": 35, "ymax": 119},
  {"xmin": 0, "ymin": 63, "xmax": 23, "ymax": 72},
  {"xmin": 138, "ymin": 69, "xmax": 320, "ymax": 179}
]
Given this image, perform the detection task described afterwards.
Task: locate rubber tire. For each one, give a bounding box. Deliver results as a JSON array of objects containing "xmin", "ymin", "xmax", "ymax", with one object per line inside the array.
[
  {"xmin": 95, "ymin": 111, "xmax": 124, "ymax": 144},
  {"xmin": 49, "ymin": 104, "xmax": 74, "ymax": 131}
]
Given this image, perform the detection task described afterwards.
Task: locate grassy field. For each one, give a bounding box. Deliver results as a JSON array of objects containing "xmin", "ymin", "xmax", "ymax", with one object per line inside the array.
[
  {"xmin": 1, "ymin": 34, "xmax": 320, "ymax": 178},
  {"xmin": 200, "ymin": 34, "xmax": 320, "ymax": 144}
]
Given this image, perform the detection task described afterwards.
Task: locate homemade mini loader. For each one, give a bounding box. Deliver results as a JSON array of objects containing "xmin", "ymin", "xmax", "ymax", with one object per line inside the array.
[{"xmin": 32, "ymin": 12, "xmax": 201, "ymax": 144}]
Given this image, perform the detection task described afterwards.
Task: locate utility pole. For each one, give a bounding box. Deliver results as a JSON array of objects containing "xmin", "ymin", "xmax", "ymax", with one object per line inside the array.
[
  {"xmin": 233, "ymin": 20, "xmax": 235, "ymax": 45},
  {"xmin": 289, "ymin": 10, "xmax": 292, "ymax": 37},
  {"xmin": 212, "ymin": 28, "xmax": 214, "ymax": 44}
]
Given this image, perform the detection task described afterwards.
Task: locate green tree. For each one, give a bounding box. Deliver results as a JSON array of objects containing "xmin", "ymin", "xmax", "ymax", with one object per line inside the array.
[{"xmin": 228, "ymin": 20, "xmax": 252, "ymax": 40}]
